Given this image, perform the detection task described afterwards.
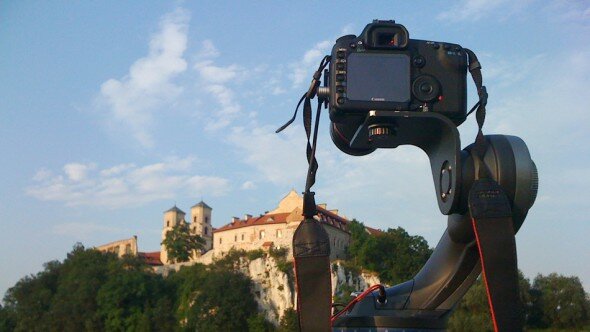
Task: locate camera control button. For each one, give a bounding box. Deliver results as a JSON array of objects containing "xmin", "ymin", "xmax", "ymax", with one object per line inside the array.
[
  {"xmin": 337, "ymin": 51, "xmax": 346, "ymax": 59},
  {"xmin": 336, "ymin": 74, "xmax": 345, "ymax": 81},
  {"xmin": 412, "ymin": 56, "xmax": 425, "ymax": 68},
  {"xmin": 412, "ymin": 75, "xmax": 440, "ymax": 102},
  {"xmin": 336, "ymin": 63, "xmax": 345, "ymax": 70}
]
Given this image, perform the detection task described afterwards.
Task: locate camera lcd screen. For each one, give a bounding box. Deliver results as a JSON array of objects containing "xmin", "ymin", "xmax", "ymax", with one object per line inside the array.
[{"xmin": 346, "ymin": 53, "xmax": 410, "ymax": 103}]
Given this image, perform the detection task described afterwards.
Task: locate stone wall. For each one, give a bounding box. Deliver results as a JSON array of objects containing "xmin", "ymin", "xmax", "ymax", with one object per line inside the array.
[{"xmin": 96, "ymin": 236, "xmax": 138, "ymax": 257}]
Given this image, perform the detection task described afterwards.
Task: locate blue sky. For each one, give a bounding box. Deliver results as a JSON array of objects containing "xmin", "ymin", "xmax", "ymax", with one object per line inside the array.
[{"xmin": 1, "ymin": 1, "xmax": 589, "ymax": 297}]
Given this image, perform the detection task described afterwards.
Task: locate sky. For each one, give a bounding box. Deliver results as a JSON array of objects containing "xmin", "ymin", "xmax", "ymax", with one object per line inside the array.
[{"xmin": 1, "ymin": 1, "xmax": 589, "ymax": 298}]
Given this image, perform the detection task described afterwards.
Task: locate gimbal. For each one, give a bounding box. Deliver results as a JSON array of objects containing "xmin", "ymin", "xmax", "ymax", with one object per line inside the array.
[{"xmin": 278, "ymin": 21, "xmax": 538, "ymax": 331}]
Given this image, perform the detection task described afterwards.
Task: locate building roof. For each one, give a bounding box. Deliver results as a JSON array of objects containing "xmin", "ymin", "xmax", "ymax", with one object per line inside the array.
[
  {"xmin": 191, "ymin": 200, "xmax": 212, "ymax": 210},
  {"xmin": 164, "ymin": 205, "xmax": 185, "ymax": 214},
  {"xmin": 365, "ymin": 226, "xmax": 384, "ymax": 236},
  {"xmin": 214, "ymin": 205, "xmax": 350, "ymax": 234},
  {"xmin": 214, "ymin": 212, "xmax": 291, "ymax": 232},
  {"xmin": 138, "ymin": 251, "xmax": 163, "ymax": 266}
]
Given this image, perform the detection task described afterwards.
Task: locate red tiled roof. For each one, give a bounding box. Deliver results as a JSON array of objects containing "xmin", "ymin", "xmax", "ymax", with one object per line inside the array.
[
  {"xmin": 214, "ymin": 205, "xmax": 350, "ymax": 234},
  {"xmin": 214, "ymin": 212, "xmax": 291, "ymax": 232},
  {"xmin": 365, "ymin": 226, "xmax": 384, "ymax": 236},
  {"xmin": 138, "ymin": 251, "xmax": 163, "ymax": 266}
]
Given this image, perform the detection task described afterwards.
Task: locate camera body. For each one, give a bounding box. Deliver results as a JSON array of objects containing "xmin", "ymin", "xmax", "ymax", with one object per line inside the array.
[{"xmin": 329, "ymin": 20, "xmax": 468, "ymax": 126}]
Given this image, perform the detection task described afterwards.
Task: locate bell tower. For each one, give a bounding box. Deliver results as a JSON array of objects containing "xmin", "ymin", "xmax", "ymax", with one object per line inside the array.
[
  {"xmin": 190, "ymin": 201, "xmax": 213, "ymax": 251},
  {"xmin": 161, "ymin": 205, "xmax": 186, "ymax": 264}
]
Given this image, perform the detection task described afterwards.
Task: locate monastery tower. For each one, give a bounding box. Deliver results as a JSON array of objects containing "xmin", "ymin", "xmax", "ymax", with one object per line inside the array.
[
  {"xmin": 160, "ymin": 205, "xmax": 186, "ymax": 265},
  {"xmin": 190, "ymin": 201, "xmax": 213, "ymax": 251}
]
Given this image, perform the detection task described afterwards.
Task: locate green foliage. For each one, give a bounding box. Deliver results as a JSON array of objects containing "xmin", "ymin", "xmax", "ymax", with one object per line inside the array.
[
  {"xmin": 1, "ymin": 243, "xmax": 263, "ymax": 331},
  {"xmin": 247, "ymin": 249, "xmax": 265, "ymax": 260},
  {"xmin": 247, "ymin": 313, "xmax": 275, "ymax": 332},
  {"xmin": 161, "ymin": 223, "xmax": 205, "ymax": 263},
  {"xmin": 278, "ymin": 308, "xmax": 299, "ymax": 332},
  {"xmin": 346, "ymin": 219, "xmax": 432, "ymax": 285},
  {"xmin": 529, "ymin": 273, "xmax": 590, "ymax": 329},
  {"xmin": 447, "ymin": 278, "xmax": 494, "ymax": 332},
  {"xmin": 269, "ymin": 247, "xmax": 288, "ymax": 260},
  {"xmin": 0, "ymin": 304, "xmax": 16, "ymax": 332},
  {"xmin": 448, "ymin": 271, "xmax": 590, "ymax": 331},
  {"xmin": 172, "ymin": 262, "xmax": 258, "ymax": 331}
]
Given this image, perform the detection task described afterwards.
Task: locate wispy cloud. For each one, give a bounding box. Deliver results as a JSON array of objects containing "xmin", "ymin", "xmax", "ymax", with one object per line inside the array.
[
  {"xmin": 289, "ymin": 40, "xmax": 332, "ymax": 88},
  {"xmin": 27, "ymin": 157, "xmax": 230, "ymax": 208},
  {"xmin": 99, "ymin": 8, "xmax": 190, "ymax": 147},
  {"xmin": 437, "ymin": 0, "xmax": 531, "ymax": 22},
  {"xmin": 227, "ymin": 124, "xmax": 307, "ymax": 186},
  {"xmin": 193, "ymin": 40, "xmax": 245, "ymax": 131}
]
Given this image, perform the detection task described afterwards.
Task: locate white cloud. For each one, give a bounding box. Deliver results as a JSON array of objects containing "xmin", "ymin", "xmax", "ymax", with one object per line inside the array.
[
  {"xmin": 437, "ymin": 0, "xmax": 531, "ymax": 22},
  {"xmin": 33, "ymin": 168, "xmax": 52, "ymax": 181},
  {"xmin": 290, "ymin": 40, "xmax": 332, "ymax": 87},
  {"xmin": 193, "ymin": 40, "xmax": 245, "ymax": 131},
  {"xmin": 27, "ymin": 157, "xmax": 230, "ymax": 208},
  {"xmin": 227, "ymin": 124, "xmax": 307, "ymax": 186},
  {"xmin": 63, "ymin": 163, "xmax": 95, "ymax": 181},
  {"xmin": 241, "ymin": 181, "xmax": 256, "ymax": 190},
  {"xmin": 99, "ymin": 8, "xmax": 190, "ymax": 147}
]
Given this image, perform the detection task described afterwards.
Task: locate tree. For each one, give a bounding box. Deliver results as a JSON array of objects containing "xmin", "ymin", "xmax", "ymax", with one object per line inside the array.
[
  {"xmin": 161, "ymin": 222, "xmax": 205, "ymax": 263},
  {"xmin": 278, "ymin": 308, "xmax": 300, "ymax": 332},
  {"xmin": 2, "ymin": 259, "xmax": 62, "ymax": 332},
  {"xmin": 346, "ymin": 220, "xmax": 432, "ymax": 285},
  {"xmin": 529, "ymin": 273, "xmax": 590, "ymax": 329},
  {"xmin": 96, "ymin": 255, "xmax": 176, "ymax": 331},
  {"xmin": 247, "ymin": 313, "xmax": 275, "ymax": 332},
  {"xmin": 172, "ymin": 263, "xmax": 258, "ymax": 331}
]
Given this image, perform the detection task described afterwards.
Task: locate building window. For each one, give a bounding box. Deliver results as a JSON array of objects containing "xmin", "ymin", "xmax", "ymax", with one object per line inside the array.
[
  {"xmin": 204, "ymin": 226, "xmax": 208, "ymax": 235},
  {"xmin": 205, "ymin": 217, "xmax": 209, "ymax": 224},
  {"xmin": 241, "ymin": 234, "xmax": 244, "ymax": 241},
  {"xmin": 167, "ymin": 220, "xmax": 170, "ymax": 227},
  {"xmin": 259, "ymin": 230, "xmax": 265, "ymax": 240},
  {"xmin": 276, "ymin": 229, "xmax": 283, "ymax": 238},
  {"xmin": 125, "ymin": 244, "xmax": 131, "ymax": 254},
  {"xmin": 219, "ymin": 237, "xmax": 222, "ymax": 244},
  {"xmin": 194, "ymin": 216, "xmax": 196, "ymax": 222},
  {"xmin": 234, "ymin": 235, "xmax": 237, "ymax": 242}
]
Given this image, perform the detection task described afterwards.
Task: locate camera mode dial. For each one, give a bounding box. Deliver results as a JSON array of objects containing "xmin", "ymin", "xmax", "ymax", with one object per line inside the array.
[{"xmin": 412, "ymin": 75, "xmax": 441, "ymax": 102}]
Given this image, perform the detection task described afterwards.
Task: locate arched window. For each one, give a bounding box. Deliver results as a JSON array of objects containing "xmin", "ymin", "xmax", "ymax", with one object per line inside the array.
[
  {"xmin": 194, "ymin": 216, "xmax": 196, "ymax": 222},
  {"xmin": 276, "ymin": 229, "xmax": 283, "ymax": 238},
  {"xmin": 219, "ymin": 237, "xmax": 222, "ymax": 244},
  {"xmin": 259, "ymin": 230, "xmax": 265, "ymax": 240},
  {"xmin": 205, "ymin": 216, "xmax": 209, "ymax": 224},
  {"xmin": 241, "ymin": 234, "xmax": 245, "ymax": 241},
  {"xmin": 167, "ymin": 220, "xmax": 170, "ymax": 227},
  {"xmin": 204, "ymin": 226, "xmax": 208, "ymax": 235},
  {"xmin": 125, "ymin": 244, "xmax": 132, "ymax": 254},
  {"xmin": 234, "ymin": 235, "xmax": 237, "ymax": 242}
]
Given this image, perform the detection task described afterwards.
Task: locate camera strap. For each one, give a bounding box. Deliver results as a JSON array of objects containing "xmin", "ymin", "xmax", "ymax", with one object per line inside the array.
[
  {"xmin": 465, "ymin": 49, "xmax": 524, "ymax": 332},
  {"xmin": 278, "ymin": 56, "xmax": 333, "ymax": 331}
]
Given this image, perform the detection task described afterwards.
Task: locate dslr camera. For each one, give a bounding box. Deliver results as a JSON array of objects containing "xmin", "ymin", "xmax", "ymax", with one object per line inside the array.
[{"xmin": 328, "ymin": 19, "xmax": 467, "ymax": 125}]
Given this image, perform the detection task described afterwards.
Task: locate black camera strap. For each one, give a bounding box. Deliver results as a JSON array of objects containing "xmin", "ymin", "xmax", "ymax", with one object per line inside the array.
[
  {"xmin": 278, "ymin": 56, "xmax": 333, "ymax": 331},
  {"xmin": 465, "ymin": 49, "xmax": 524, "ymax": 332}
]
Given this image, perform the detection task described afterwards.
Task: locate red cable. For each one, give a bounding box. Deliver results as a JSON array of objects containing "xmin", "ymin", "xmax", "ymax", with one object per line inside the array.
[
  {"xmin": 471, "ymin": 218, "xmax": 500, "ymax": 332},
  {"xmin": 330, "ymin": 284, "xmax": 383, "ymax": 324}
]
